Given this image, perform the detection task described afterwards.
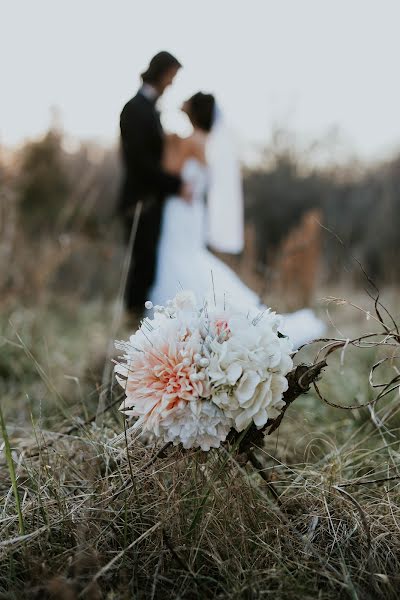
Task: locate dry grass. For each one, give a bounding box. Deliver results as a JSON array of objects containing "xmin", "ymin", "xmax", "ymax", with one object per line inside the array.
[
  {"xmin": 1, "ymin": 290, "xmax": 400, "ymax": 600},
  {"xmin": 1, "ymin": 193, "xmax": 400, "ymax": 598}
]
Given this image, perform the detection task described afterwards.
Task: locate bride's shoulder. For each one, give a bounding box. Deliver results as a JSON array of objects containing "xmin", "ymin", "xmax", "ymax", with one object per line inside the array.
[
  {"xmin": 182, "ymin": 133, "xmax": 206, "ymax": 164},
  {"xmin": 165, "ymin": 133, "xmax": 196, "ymax": 156}
]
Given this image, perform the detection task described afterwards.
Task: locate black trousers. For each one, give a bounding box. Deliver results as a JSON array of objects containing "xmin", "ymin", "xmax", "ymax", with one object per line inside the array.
[{"xmin": 123, "ymin": 199, "xmax": 163, "ymax": 312}]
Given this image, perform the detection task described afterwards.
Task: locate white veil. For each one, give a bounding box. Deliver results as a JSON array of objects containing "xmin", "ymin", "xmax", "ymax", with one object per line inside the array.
[{"xmin": 205, "ymin": 105, "xmax": 244, "ymax": 254}]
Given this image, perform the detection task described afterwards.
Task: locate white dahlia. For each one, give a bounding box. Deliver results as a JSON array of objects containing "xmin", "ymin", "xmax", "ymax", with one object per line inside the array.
[
  {"xmin": 207, "ymin": 308, "xmax": 293, "ymax": 431},
  {"xmin": 115, "ymin": 292, "xmax": 293, "ymax": 450}
]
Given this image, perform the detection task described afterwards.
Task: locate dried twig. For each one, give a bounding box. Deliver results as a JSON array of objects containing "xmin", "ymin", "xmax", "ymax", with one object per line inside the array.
[{"xmin": 338, "ymin": 474, "xmax": 400, "ymax": 488}]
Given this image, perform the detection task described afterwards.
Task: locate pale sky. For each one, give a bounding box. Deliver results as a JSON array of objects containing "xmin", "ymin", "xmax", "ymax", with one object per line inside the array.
[{"xmin": 1, "ymin": 0, "xmax": 400, "ymax": 162}]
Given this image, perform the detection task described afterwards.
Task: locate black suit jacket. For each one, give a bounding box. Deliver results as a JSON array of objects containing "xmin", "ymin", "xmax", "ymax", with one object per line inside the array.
[
  {"xmin": 119, "ymin": 92, "xmax": 181, "ymax": 214},
  {"xmin": 118, "ymin": 91, "xmax": 181, "ymax": 310}
]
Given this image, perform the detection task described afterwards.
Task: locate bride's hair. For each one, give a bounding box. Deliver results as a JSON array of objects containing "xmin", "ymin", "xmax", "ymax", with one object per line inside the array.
[{"xmin": 187, "ymin": 92, "xmax": 216, "ymax": 132}]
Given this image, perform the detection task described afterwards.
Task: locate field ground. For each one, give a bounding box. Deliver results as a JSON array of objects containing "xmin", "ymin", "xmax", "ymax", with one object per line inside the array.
[{"xmin": 1, "ymin": 285, "xmax": 400, "ymax": 599}]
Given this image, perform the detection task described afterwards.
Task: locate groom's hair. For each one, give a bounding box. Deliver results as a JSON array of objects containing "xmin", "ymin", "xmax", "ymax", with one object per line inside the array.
[{"xmin": 141, "ymin": 51, "xmax": 182, "ymax": 85}]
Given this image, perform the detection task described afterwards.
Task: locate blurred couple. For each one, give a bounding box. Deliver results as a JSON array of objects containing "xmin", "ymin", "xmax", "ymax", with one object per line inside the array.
[{"xmin": 119, "ymin": 51, "xmax": 324, "ymax": 347}]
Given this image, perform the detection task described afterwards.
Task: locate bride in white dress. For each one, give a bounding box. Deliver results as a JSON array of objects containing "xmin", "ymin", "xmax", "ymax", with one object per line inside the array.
[{"xmin": 150, "ymin": 93, "xmax": 325, "ymax": 348}]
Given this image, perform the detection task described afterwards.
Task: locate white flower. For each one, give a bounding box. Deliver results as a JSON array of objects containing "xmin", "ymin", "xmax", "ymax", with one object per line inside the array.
[
  {"xmin": 207, "ymin": 307, "xmax": 293, "ymax": 431},
  {"xmin": 235, "ymin": 371, "xmax": 261, "ymax": 405},
  {"xmin": 156, "ymin": 399, "xmax": 232, "ymax": 451},
  {"xmin": 116, "ymin": 290, "xmax": 293, "ymax": 450}
]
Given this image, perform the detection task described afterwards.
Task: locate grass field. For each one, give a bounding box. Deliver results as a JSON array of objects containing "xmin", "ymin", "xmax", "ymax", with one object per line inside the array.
[{"xmin": 1, "ymin": 288, "xmax": 400, "ymax": 599}]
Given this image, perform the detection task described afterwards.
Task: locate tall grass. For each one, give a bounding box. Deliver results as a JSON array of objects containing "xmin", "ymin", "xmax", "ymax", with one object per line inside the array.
[
  {"xmin": 1, "ymin": 292, "xmax": 400, "ymax": 599},
  {"xmin": 0, "ymin": 406, "xmax": 24, "ymax": 536}
]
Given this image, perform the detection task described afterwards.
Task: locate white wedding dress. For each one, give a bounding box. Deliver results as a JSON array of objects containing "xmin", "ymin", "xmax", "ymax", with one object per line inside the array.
[{"xmin": 150, "ymin": 158, "xmax": 325, "ymax": 349}]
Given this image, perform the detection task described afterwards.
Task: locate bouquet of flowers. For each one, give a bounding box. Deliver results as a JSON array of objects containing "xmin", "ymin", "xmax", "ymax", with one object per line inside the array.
[{"xmin": 115, "ymin": 291, "xmax": 294, "ymax": 451}]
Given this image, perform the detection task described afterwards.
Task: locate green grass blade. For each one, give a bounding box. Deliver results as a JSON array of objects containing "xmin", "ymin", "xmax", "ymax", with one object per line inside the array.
[{"xmin": 0, "ymin": 406, "xmax": 25, "ymax": 535}]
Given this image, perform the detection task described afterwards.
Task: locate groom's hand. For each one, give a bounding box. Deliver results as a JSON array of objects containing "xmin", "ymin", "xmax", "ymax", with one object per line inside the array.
[{"xmin": 181, "ymin": 183, "xmax": 193, "ymax": 203}]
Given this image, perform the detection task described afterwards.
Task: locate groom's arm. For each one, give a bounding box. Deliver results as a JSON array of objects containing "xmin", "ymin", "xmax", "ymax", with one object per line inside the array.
[{"xmin": 121, "ymin": 107, "xmax": 181, "ymax": 198}]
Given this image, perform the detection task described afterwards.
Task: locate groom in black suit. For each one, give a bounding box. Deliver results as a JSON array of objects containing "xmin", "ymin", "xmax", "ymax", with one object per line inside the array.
[{"xmin": 119, "ymin": 51, "xmax": 188, "ymax": 316}]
